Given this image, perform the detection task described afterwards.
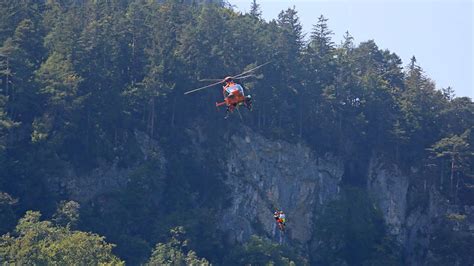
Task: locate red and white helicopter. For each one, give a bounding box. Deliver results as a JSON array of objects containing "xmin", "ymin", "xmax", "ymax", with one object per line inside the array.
[{"xmin": 184, "ymin": 62, "xmax": 270, "ymax": 118}]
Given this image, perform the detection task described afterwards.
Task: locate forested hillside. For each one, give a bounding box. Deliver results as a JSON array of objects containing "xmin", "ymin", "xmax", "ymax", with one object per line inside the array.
[{"xmin": 0, "ymin": 0, "xmax": 473, "ymax": 265}]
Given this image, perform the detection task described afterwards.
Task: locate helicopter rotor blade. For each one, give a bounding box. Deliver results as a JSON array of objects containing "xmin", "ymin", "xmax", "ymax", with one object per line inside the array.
[
  {"xmin": 234, "ymin": 74, "xmax": 257, "ymax": 80},
  {"xmin": 198, "ymin": 78, "xmax": 223, "ymax": 82},
  {"xmin": 185, "ymin": 62, "xmax": 270, "ymax": 95},
  {"xmin": 232, "ymin": 61, "xmax": 271, "ymax": 79},
  {"xmin": 184, "ymin": 80, "xmax": 223, "ymax": 95}
]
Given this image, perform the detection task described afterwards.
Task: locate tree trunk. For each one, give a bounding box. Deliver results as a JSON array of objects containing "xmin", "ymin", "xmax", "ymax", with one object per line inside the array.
[
  {"xmin": 263, "ymin": 102, "xmax": 266, "ymax": 127},
  {"xmin": 171, "ymin": 96, "xmax": 176, "ymax": 128},
  {"xmin": 440, "ymin": 160, "xmax": 444, "ymax": 190},
  {"xmin": 395, "ymin": 142, "xmax": 399, "ymax": 163},
  {"xmin": 86, "ymin": 110, "xmax": 90, "ymax": 155},
  {"xmin": 151, "ymin": 97, "xmax": 155, "ymax": 138},
  {"xmin": 450, "ymin": 154, "xmax": 455, "ymax": 196},
  {"xmin": 455, "ymin": 171, "xmax": 460, "ymax": 204},
  {"xmin": 131, "ymin": 33, "xmax": 135, "ymax": 83},
  {"xmin": 5, "ymin": 58, "xmax": 9, "ymax": 96},
  {"xmin": 114, "ymin": 128, "xmax": 118, "ymax": 148},
  {"xmin": 257, "ymin": 109, "xmax": 261, "ymax": 130},
  {"xmin": 298, "ymin": 93, "xmax": 303, "ymax": 138},
  {"xmin": 148, "ymin": 97, "xmax": 155, "ymax": 138}
]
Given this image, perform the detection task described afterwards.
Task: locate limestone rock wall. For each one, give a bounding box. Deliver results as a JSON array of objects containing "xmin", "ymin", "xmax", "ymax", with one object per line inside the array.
[{"xmin": 218, "ymin": 129, "xmax": 344, "ymax": 244}]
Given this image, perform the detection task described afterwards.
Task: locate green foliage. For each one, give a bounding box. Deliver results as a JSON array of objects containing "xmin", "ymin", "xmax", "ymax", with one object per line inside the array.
[
  {"xmin": 250, "ymin": 0, "xmax": 262, "ymax": 18},
  {"xmin": 0, "ymin": 19, "xmax": 44, "ymax": 123},
  {"xmin": 224, "ymin": 235, "xmax": 299, "ymax": 265},
  {"xmin": 147, "ymin": 226, "xmax": 209, "ymax": 266},
  {"xmin": 32, "ymin": 52, "xmax": 84, "ymax": 145},
  {"xmin": 309, "ymin": 15, "xmax": 334, "ymax": 56},
  {"xmin": 0, "ymin": 210, "xmax": 123, "ymax": 265},
  {"xmin": 52, "ymin": 200, "xmax": 80, "ymax": 228},
  {"xmin": 0, "ymin": 0, "xmax": 43, "ymax": 44},
  {"xmin": 430, "ymin": 130, "xmax": 472, "ymax": 165},
  {"xmin": 36, "ymin": 52, "xmax": 82, "ymax": 108},
  {"xmin": 428, "ymin": 130, "xmax": 474, "ymax": 201},
  {"xmin": 0, "ymin": 95, "xmax": 18, "ymax": 151}
]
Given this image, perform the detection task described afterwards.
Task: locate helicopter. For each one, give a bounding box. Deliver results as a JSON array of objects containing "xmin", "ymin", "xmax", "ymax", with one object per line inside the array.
[{"xmin": 184, "ymin": 62, "xmax": 270, "ymax": 118}]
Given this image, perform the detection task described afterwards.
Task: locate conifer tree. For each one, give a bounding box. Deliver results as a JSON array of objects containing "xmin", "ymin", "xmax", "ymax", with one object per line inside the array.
[
  {"xmin": 250, "ymin": 0, "xmax": 262, "ymax": 18},
  {"xmin": 273, "ymin": 7, "xmax": 304, "ymax": 134},
  {"xmin": 429, "ymin": 130, "xmax": 473, "ymax": 198}
]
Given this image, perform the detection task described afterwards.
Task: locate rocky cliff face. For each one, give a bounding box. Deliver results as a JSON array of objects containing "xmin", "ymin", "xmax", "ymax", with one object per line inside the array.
[
  {"xmin": 368, "ymin": 156, "xmax": 474, "ymax": 265},
  {"xmin": 367, "ymin": 157, "xmax": 409, "ymax": 243},
  {"xmin": 217, "ymin": 128, "xmax": 473, "ymax": 264},
  {"xmin": 218, "ymin": 128, "xmax": 344, "ymax": 244}
]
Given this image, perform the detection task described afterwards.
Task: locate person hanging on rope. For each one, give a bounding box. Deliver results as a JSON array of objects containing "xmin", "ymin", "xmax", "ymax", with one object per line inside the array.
[
  {"xmin": 274, "ymin": 210, "xmax": 286, "ymax": 231},
  {"xmin": 279, "ymin": 210, "xmax": 286, "ymax": 227}
]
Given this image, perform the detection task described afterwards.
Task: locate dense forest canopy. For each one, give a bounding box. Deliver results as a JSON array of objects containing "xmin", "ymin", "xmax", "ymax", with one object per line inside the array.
[{"xmin": 0, "ymin": 0, "xmax": 473, "ymax": 264}]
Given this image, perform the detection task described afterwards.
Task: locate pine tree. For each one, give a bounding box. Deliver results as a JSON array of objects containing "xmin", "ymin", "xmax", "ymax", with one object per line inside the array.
[
  {"xmin": 0, "ymin": 18, "xmax": 44, "ymax": 123},
  {"xmin": 398, "ymin": 55, "xmax": 445, "ymax": 158},
  {"xmin": 309, "ymin": 15, "xmax": 334, "ymax": 56},
  {"xmin": 304, "ymin": 15, "xmax": 338, "ymax": 146},
  {"xmin": 273, "ymin": 7, "xmax": 304, "ymax": 135},
  {"xmin": 33, "ymin": 52, "xmax": 83, "ymax": 144},
  {"xmin": 250, "ymin": 0, "xmax": 262, "ymax": 18},
  {"xmin": 0, "ymin": 0, "xmax": 43, "ymax": 44},
  {"xmin": 429, "ymin": 130, "xmax": 473, "ymax": 199},
  {"xmin": 341, "ymin": 31, "xmax": 354, "ymax": 51}
]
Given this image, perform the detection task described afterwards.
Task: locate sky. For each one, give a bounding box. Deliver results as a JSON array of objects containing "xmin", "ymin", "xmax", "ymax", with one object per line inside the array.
[{"xmin": 228, "ymin": 0, "xmax": 473, "ymax": 99}]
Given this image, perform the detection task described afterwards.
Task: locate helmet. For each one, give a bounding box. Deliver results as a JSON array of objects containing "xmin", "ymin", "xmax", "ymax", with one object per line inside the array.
[{"xmin": 224, "ymin": 76, "xmax": 233, "ymax": 83}]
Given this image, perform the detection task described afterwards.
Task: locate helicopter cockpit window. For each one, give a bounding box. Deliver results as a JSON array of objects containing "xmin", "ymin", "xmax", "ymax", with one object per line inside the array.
[{"xmin": 226, "ymin": 84, "xmax": 244, "ymax": 96}]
